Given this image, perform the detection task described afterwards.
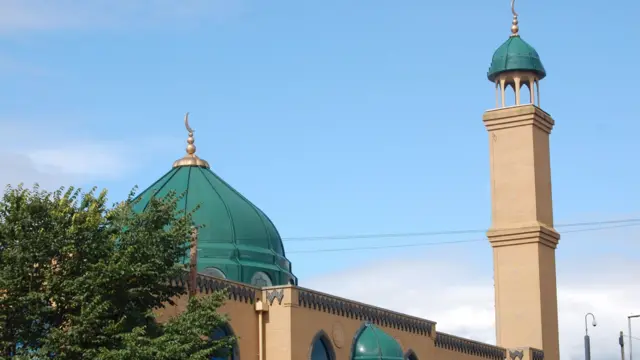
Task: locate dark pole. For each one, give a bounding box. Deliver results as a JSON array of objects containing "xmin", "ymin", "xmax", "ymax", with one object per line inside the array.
[
  {"xmin": 630, "ymin": 315, "xmax": 640, "ymax": 360},
  {"xmin": 621, "ymin": 331, "xmax": 626, "ymax": 360},
  {"xmin": 584, "ymin": 335, "xmax": 591, "ymax": 360},
  {"xmin": 188, "ymin": 227, "xmax": 199, "ymax": 298}
]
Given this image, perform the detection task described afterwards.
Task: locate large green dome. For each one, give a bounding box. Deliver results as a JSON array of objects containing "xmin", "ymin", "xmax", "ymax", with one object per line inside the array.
[
  {"xmin": 487, "ymin": 35, "xmax": 546, "ymax": 82},
  {"xmin": 133, "ymin": 164, "xmax": 297, "ymax": 287},
  {"xmin": 352, "ymin": 323, "xmax": 404, "ymax": 360}
]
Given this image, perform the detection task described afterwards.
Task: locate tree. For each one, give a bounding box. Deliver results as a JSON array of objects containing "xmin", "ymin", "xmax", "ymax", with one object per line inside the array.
[{"xmin": 0, "ymin": 184, "xmax": 235, "ymax": 359}]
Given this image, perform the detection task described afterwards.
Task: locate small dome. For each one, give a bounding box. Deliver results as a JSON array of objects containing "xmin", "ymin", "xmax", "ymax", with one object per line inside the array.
[
  {"xmin": 133, "ymin": 165, "xmax": 297, "ymax": 287},
  {"xmin": 352, "ymin": 323, "xmax": 404, "ymax": 360},
  {"xmin": 487, "ymin": 35, "xmax": 546, "ymax": 82}
]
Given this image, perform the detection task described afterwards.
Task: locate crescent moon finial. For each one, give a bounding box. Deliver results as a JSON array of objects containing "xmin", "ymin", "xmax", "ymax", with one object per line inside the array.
[
  {"xmin": 172, "ymin": 112, "xmax": 211, "ymax": 169},
  {"xmin": 184, "ymin": 112, "xmax": 194, "ymax": 134},
  {"xmin": 510, "ymin": 0, "xmax": 519, "ymax": 36}
]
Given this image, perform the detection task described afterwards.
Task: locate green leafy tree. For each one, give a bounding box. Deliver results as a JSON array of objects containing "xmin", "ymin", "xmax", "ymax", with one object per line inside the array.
[{"xmin": 0, "ymin": 184, "xmax": 235, "ymax": 359}]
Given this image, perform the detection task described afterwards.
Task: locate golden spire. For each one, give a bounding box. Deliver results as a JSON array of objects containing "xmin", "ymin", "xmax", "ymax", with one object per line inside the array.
[
  {"xmin": 510, "ymin": 0, "xmax": 519, "ymax": 36},
  {"xmin": 172, "ymin": 112, "xmax": 211, "ymax": 169}
]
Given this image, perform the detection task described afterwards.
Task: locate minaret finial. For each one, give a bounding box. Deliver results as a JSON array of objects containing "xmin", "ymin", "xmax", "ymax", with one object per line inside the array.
[
  {"xmin": 184, "ymin": 112, "xmax": 196, "ymax": 155},
  {"xmin": 172, "ymin": 112, "xmax": 210, "ymax": 169},
  {"xmin": 510, "ymin": 0, "xmax": 519, "ymax": 36}
]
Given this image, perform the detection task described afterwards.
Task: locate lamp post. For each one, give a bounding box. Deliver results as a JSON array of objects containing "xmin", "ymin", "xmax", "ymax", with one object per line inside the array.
[
  {"xmin": 629, "ymin": 314, "xmax": 640, "ymax": 360},
  {"xmin": 584, "ymin": 313, "xmax": 597, "ymax": 360}
]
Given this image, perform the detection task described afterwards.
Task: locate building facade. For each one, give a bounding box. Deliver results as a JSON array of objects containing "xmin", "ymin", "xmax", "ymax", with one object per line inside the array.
[{"xmin": 149, "ymin": 4, "xmax": 561, "ymax": 360}]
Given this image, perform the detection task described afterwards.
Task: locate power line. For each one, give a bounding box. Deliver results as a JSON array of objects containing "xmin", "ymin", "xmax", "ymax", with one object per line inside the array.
[
  {"xmin": 289, "ymin": 238, "xmax": 482, "ymax": 254},
  {"xmin": 282, "ymin": 218, "xmax": 640, "ymax": 242},
  {"xmin": 284, "ymin": 228, "xmax": 482, "ymax": 242},
  {"xmin": 624, "ymin": 334, "xmax": 640, "ymax": 342},
  {"xmin": 286, "ymin": 222, "xmax": 640, "ymax": 254}
]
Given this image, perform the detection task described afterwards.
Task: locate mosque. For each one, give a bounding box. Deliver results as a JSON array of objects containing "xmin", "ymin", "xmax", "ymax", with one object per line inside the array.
[{"xmin": 148, "ymin": 3, "xmax": 561, "ymax": 360}]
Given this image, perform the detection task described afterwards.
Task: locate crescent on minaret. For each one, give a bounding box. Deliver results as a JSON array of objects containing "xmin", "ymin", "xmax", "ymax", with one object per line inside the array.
[{"xmin": 184, "ymin": 112, "xmax": 194, "ymax": 134}]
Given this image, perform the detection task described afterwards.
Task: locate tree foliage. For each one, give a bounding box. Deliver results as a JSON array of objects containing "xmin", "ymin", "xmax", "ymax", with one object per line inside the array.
[{"xmin": 0, "ymin": 184, "xmax": 235, "ymax": 359}]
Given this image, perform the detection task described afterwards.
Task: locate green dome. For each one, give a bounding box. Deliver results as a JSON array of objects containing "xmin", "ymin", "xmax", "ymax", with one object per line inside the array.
[
  {"xmin": 133, "ymin": 165, "xmax": 297, "ymax": 287},
  {"xmin": 487, "ymin": 35, "xmax": 546, "ymax": 82},
  {"xmin": 352, "ymin": 323, "xmax": 404, "ymax": 360}
]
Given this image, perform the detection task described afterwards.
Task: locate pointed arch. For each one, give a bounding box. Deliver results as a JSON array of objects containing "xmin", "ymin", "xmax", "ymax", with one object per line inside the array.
[
  {"xmin": 211, "ymin": 323, "xmax": 240, "ymax": 360},
  {"xmin": 309, "ymin": 330, "xmax": 335, "ymax": 360},
  {"xmin": 404, "ymin": 349, "xmax": 419, "ymax": 360}
]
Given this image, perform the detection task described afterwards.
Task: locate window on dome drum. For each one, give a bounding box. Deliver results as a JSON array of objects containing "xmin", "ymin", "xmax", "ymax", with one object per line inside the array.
[
  {"xmin": 202, "ymin": 267, "xmax": 226, "ymax": 279},
  {"xmin": 250, "ymin": 271, "xmax": 273, "ymax": 287},
  {"xmin": 405, "ymin": 350, "xmax": 418, "ymax": 360},
  {"xmin": 210, "ymin": 325, "xmax": 237, "ymax": 360},
  {"xmin": 310, "ymin": 333, "xmax": 334, "ymax": 360}
]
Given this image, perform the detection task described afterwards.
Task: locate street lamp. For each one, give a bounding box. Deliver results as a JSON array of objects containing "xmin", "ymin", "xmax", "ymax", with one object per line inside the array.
[
  {"xmin": 629, "ymin": 314, "xmax": 640, "ymax": 360},
  {"xmin": 584, "ymin": 313, "xmax": 597, "ymax": 360}
]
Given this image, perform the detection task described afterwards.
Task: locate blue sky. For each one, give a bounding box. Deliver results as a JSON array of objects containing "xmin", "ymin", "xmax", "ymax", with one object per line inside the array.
[{"xmin": 1, "ymin": 0, "xmax": 639, "ymax": 358}]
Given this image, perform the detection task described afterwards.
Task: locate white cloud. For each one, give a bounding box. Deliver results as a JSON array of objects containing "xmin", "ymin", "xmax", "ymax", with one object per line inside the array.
[
  {"xmin": 0, "ymin": 143, "xmax": 130, "ymax": 190},
  {"xmin": 0, "ymin": 0, "xmax": 244, "ymax": 32},
  {"xmin": 0, "ymin": 119, "xmax": 180, "ymax": 189},
  {"xmin": 306, "ymin": 256, "xmax": 640, "ymax": 360},
  {"xmin": 28, "ymin": 146, "xmax": 127, "ymax": 179},
  {"xmin": 0, "ymin": 152, "xmax": 73, "ymax": 190}
]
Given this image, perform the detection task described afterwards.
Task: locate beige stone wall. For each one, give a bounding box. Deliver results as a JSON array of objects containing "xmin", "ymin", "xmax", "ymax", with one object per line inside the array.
[
  {"xmin": 287, "ymin": 286, "xmax": 435, "ymax": 360},
  {"xmin": 154, "ymin": 276, "xmax": 261, "ymax": 360},
  {"xmin": 155, "ymin": 275, "xmax": 544, "ymax": 360}
]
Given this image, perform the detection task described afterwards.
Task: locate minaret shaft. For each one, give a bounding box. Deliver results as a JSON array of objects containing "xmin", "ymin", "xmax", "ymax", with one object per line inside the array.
[{"xmin": 484, "ymin": 105, "xmax": 560, "ymax": 360}]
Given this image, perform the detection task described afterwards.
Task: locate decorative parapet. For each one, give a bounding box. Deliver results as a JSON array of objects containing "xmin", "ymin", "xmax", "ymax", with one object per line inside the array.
[
  {"xmin": 506, "ymin": 347, "xmax": 544, "ymax": 360},
  {"xmin": 531, "ymin": 348, "xmax": 544, "ymax": 360},
  {"xmin": 435, "ymin": 332, "xmax": 506, "ymax": 360},
  {"xmin": 265, "ymin": 288, "xmax": 285, "ymax": 305},
  {"xmin": 508, "ymin": 349, "xmax": 524, "ymax": 359},
  {"xmin": 170, "ymin": 272, "xmax": 259, "ymax": 304},
  {"xmin": 296, "ymin": 288, "xmax": 435, "ymax": 336}
]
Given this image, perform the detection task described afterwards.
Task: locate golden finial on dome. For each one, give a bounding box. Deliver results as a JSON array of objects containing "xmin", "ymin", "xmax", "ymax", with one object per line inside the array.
[
  {"xmin": 172, "ymin": 112, "xmax": 211, "ymax": 169},
  {"xmin": 510, "ymin": 0, "xmax": 519, "ymax": 36}
]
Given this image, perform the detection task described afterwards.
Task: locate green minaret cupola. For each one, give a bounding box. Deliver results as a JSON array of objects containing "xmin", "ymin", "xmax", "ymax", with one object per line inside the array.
[
  {"xmin": 487, "ymin": 0, "xmax": 545, "ymax": 108},
  {"xmin": 133, "ymin": 113, "xmax": 297, "ymax": 287}
]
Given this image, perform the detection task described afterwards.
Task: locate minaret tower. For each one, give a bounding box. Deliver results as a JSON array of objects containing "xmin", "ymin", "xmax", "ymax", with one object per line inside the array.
[{"xmin": 483, "ymin": 1, "xmax": 560, "ymax": 359}]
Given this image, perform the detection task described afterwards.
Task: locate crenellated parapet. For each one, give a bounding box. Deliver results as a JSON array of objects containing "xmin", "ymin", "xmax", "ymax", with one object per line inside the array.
[
  {"xmin": 295, "ymin": 287, "xmax": 435, "ymax": 337},
  {"xmin": 531, "ymin": 348, "xmax": 544, "ymax": 360},
  {"xmin": 506, "ymin": 347, "xmax": 545, "ymax": 360},
  {"xmin": 435, "ymin": 332, "xmax": 506, "ymax": 360},
  {"xmin": 171, "ymin": 272, "xmax": 260, "ymax": 304}
]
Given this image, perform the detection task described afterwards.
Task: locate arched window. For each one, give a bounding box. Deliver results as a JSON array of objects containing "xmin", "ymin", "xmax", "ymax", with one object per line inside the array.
[
  {"xmin": 210, "ymin": 325, "xmax": 238, "ymax": 360},
  {"xmin": 202, "ymin": 267, "xmax": 226, "ymax": 279},
  {"xmin": 250, "ymin": 271, "xmax": 273, "ymax": 287},
  {"xmin": 309, "ymin": 331, "xmax": 335, "ymax": 360},
  {"xmin": 405, "ymin": 349, "xmax": 418, "ymax": 360}
]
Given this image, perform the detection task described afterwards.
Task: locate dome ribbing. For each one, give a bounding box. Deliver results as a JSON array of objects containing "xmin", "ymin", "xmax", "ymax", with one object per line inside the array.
[{"xmin": 133, "ymin": 165, "xmax": 297, "ymax": 287}]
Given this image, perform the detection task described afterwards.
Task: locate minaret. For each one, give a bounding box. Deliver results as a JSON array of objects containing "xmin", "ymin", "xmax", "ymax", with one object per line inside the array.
[{"xmin": 483, "ymin": 1, "xmax": 560, "ymax": 359}]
